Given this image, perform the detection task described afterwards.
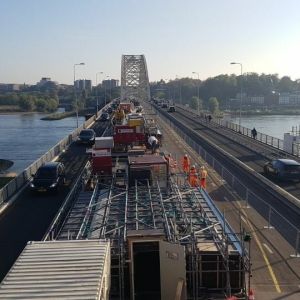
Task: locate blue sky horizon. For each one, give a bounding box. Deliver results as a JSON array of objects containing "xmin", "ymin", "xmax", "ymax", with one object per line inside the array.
[{"xmin": 1, "ymin": 0, "xmax": 300, "ymax": 85}]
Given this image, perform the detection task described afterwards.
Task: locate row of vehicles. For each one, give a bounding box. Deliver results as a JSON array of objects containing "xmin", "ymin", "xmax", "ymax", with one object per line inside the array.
[{"xmin": 152, "ymin": 98, "xmax": 176, "ymax": 112}]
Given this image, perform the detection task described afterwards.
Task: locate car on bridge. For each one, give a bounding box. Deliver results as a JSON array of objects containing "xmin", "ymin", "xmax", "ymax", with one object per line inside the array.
[
  {"xmin": 168, "ymin": 105, "xmax": 176, "ymax": 112},
  {"xmin": 77, "ymin": 129, "xmax": 96, "ymax": 145},
  {"xmin": 263, "ymin": 158, "xmax": 300, "ymax": 181},
  {"xmin": 99, "ymin": 112, "xmax": 110, "ymax": 122},
  {"xmin": 30, "ymin": 162, "xmax": 65, "ymax": 193}
]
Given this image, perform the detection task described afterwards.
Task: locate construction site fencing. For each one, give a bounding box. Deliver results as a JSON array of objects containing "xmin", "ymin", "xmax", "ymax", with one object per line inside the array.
[
  {"xmin": 177, "ymin": 104, "xmax": 300, "ymax": 157},
  {"xmin": 156, "ymin": 108, "xmax": 300, "ymax": 257},
  {"xmin": 0, "ymin": 105, "xmax": 108, "ymax": 206}
]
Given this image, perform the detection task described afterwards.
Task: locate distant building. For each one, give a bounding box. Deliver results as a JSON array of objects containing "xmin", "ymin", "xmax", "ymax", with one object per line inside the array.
[
  {"xmin": 247, "ymin": 96, "xmax": 265, "ymax": 105},
  {"xmin": 102, "ymin": 79, "xmax": 119, "ymax": 89},
  {"xmin": 36, "ymin": 78, "xmax": 58, "ymax": 91},
  {"xmin": 279, "ymin": 92, "xmax": 300, "ymax": 105},
  {"xmin": 74, "ymin": 79, "xmax": 92, "ymax": 93},
  {"xmin": 0, "ymin": 83, "xmax": 22, "ymax": 92}
]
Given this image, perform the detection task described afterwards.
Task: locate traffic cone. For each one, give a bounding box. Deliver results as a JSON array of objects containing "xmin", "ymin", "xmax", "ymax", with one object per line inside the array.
[{"xmin": 248, "ymin": 289, "xmax": 255, "ymax": 300}]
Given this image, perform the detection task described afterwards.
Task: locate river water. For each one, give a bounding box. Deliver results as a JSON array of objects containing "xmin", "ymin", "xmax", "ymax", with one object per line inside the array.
[
  {"xmin": 0, "ymin": 113, "xmax": 85, "ymax": 174},
  {"xmin": 225, "ymin": 115, "xmax": 300, "ymax": 140}
]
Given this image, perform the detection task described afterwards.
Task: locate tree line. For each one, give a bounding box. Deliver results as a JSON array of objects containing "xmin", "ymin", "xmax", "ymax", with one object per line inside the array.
[
  {"xmin": 0, "ymin": 93, "xmax": 59, "ymax": 112},
  {"xmin": 150, "ymin": 73, "xmax": 300, "ymax": 113}
]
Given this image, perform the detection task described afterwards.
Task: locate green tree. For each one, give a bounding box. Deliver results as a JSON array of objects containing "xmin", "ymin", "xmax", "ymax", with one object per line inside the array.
[
  {"xmin": 190, "ymin": 96, "xmax": 203, "ymax": 111},
  {"xmin": 208, "ymin": 97, "xmax": 219, "ymax": 114},
  {"xmin": 18, "ymin": 95, "xmax": 35, "ymax": 111},
  {"xmin": 35, "ymin": 98, "xmax": 47, "ymax": 111}
]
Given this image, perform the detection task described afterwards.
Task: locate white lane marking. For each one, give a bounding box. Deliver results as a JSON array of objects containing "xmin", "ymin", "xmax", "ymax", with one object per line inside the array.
[
  {"xmin": 263, "ymin": 243, "xmax": 274, "ymax": 254},
  {"xmin": 224, "ymin": 197, "xmax": 229, "ymax": 202},
  {"xmin": 241, "ymin": 216, "xmax": 247, "ymax": 223}
]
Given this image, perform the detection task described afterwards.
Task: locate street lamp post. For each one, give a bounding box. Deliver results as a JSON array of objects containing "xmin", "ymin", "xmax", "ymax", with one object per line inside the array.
[
  {"xmin": 95, "ymin": 71, "xmax": 103, "ymax": 115},
  {"xmin": 104, "ymin": 76, "xmax": 110, "ymax": 106},
  {"xmin": 73, "ymin": 62, "xmax": 85, "ymax": 128},
  {"xmin": 230, "ymin": 62, "xmax": 243, "ymax": 131},
  {"xmin": 192, "ymin": 71, "xmax": 200, "ymax": 115}
]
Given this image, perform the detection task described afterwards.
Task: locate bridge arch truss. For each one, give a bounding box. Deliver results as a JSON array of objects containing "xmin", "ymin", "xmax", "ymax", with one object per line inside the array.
[{"xmin": 121, "ymin": 54, "xmax": 150, "ymax": 102}]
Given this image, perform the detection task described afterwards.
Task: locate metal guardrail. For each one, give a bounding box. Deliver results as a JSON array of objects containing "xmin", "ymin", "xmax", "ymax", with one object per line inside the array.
[
  {"xmin": 0, "ymin": 106, "xmax": 107, "ymax": 206},
  {"xmin": 156, "ymin": 108, "xmax": 300, "ymax": 257},
  {"xmin": 177, "ymin": 104, "xmax": 300, "ymax": 157},
  {"xmin": 42, "ymin": 162, "xmax": 89, "ymax": 241}
]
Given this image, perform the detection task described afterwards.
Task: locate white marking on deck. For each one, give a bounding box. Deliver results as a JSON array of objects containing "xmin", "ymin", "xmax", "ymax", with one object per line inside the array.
[
  {"xmin": 263, "ymin": 243, "xmax": 274, "ymax": 254},
  {"xmin": 240, "ymin": 216, "xmax": 247, "ymax": 223}
]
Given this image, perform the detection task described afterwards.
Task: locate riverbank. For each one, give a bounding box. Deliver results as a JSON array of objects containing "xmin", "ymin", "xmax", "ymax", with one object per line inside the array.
[
  {"xmin": 231, "ymin": 109, "xmax": 300, "ymax": 116},
  {"xmin": 41, "ymin": 111, "xmax": 76, "ymax": 120}
]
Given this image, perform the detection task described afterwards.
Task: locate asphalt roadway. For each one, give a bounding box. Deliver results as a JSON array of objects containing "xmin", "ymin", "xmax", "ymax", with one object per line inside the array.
[
  {"xmin": 0, "ymin": 119, "xmax": 109, "ymax": 282},
  {"xmin": 154, "ymin": 104, "xmax": 300, "ymax": 299}
]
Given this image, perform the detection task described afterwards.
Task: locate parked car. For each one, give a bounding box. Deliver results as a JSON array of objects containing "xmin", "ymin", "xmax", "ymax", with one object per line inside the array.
[
  {"xmin": 168, "ymin": 105, "xmax": 176, "ymax": 112},
  {"xmin": 77, "ymin": 129, "xmax": 96, "ymax": 145},
  {"xmin": 30, "ymin": 162, "xmax": 65, "ymax": 193},
  {"xmin": 99, "ymin": 112, "xmax": 110, "ymax": 121},
  {"xmin": 263, "ymin": 158, "xmax": 300, "ymax": 181}
]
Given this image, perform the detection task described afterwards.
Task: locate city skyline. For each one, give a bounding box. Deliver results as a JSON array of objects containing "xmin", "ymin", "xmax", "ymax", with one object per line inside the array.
[{"xmin": 1, "ymin": 0, "xmax": 300, "ymax": 84}]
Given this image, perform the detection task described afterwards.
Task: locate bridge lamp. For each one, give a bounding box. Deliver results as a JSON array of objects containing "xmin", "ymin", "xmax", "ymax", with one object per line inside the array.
[
  {"xmin": 230, "ymin": 62, "xmax": 243, "ymax": 131},
  {"xmin": 73, "ymin": 62, "xmax": 85, "ymax": 128}
]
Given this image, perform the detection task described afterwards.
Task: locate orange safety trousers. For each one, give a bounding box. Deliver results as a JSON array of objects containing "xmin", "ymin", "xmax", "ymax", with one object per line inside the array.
[
  {"xmin": 199, "ymin": 170, "xmax": 207, "ymax": 189},
  {"xmin": 182, "ymin": 157, "xmax": 190, "ymax": 173},
  {"xmin": 189, "ymin": 169, "xmax": 198, "ymax": 187}
]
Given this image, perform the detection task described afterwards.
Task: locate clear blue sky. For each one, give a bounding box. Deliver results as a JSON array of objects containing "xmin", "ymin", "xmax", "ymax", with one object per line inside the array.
[{"xmin": 1, "ymin": 0, "xmax": 300, "ymax": 84}]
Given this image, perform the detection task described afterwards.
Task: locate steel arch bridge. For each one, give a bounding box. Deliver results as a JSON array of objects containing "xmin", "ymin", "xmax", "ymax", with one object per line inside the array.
[{"xmin": 120, "ymin": 55, "xmax": 150, "ymax": 102}]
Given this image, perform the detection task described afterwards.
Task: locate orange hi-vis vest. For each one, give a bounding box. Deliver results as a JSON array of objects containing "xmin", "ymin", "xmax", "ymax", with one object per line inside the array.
[
  {"xmin": 200, "ymin": 169, "xmax": 207, "ymax": 179},
  {"xmin": 182, "ymin": 156, "xmax": 190, "ymax": 172},
  {"xmin": 199, "ymin": 168, "xmax": 208, "ymax": 189},
  {"xmin": 189, "ymin": 167, "xmax": 198, "ymax": 187}
]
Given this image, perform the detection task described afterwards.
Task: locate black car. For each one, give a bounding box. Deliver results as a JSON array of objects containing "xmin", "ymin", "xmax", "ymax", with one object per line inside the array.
[
  {"xmin": 30, "ymin": 162, "xmax": 65, "ymax": 193},
  {"xmin": 77, "ymin": 129, "xmax": 96, "ymax": 145},
  {"xmin": 100, "ymin": 112, "xmax": 110, "ymax": 121},
  {"xmin": 168, "ymin": 106, "xmax": 176, "ymax": 112},
  {"xmin": 264, "ymin": 158, "xmax": 300, "ymax": 181}
]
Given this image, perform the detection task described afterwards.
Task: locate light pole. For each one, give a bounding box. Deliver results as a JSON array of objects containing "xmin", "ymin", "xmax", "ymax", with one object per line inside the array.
[
  {"xmin": 192, "ymin": 71, "xmax": 200, "ymax": 115},
  {"xmin": 73, "ymin": 62, "xmax": 85, "ymax": 128},
  {"xmin": 95, "ymin": 71, "xmax": 103, "ymax": 115},
  {"xmin": 104, "ymin": 75, "xmax": 110, "ymax": 106},
  {"xmin": 230, "ymin": 62, "xmax": 243, "ymax": 131}
]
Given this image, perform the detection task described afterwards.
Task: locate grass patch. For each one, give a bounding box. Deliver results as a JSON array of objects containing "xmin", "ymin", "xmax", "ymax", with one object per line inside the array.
[
  {"xmin": 41, "ymin": 111, "xmax": 76, "ymax": 120},
  {"xmin": 0, "ymin": 105, "xmax": 22, "ymax": 112}
]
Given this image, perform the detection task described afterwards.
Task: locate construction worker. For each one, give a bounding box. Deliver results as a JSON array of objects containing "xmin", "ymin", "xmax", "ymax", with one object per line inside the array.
[
  {"xmin": 148, "ymin": 135, "xmax": 159, "ymax": 154},
  {"xmin": 189, "ymin": 165, "xmax": 198, "ymax": 187},
  {"xmin": 182, "ymin": 154, "xmax": 190, "ymax": 174},
  {"xmin": 165, "ymin": 153, "xmax": 171, "ymax": 165},
  {"xmin": 199, "ymin": 166, "xmax": 208, "ymax": 189},
  {"xmin": 165, "ymin": 153, "xmax": 173, "ymax": 174}
]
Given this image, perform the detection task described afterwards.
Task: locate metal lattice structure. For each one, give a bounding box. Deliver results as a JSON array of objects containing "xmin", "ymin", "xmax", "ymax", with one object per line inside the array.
[{"xmin": 121, "ymin": 55, "xmax": 150, "ymax": 102}]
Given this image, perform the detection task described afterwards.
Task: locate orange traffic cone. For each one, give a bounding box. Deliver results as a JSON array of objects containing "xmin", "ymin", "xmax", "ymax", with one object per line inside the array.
[{"xmin": 248, "ymin": 289, "xmax": 255, "ymax": 300}]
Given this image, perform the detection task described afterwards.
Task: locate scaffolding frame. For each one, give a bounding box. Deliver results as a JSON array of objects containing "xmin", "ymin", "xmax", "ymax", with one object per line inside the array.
[{"xmin": 54, "ymin": 170, "xmax": 247, "ymax": 299}]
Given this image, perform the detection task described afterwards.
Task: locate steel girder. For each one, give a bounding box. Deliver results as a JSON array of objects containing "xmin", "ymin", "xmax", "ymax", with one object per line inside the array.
[{"xmin": 121, "ymin": 55, "xmax": 150, "ymax": 102}]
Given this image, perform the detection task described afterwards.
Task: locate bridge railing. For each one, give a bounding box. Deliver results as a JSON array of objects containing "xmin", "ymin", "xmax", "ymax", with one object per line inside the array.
[
  {"xmin": 176, "ymin": 104, "xmax": 300, "ymax": 157},
  {"xmin": 155, "ymin": 107, "xmax": 300, "ymax": 257},
  {"xmin": 0, "ymin": 108, "xmax": 104, "ymax": 206}
]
